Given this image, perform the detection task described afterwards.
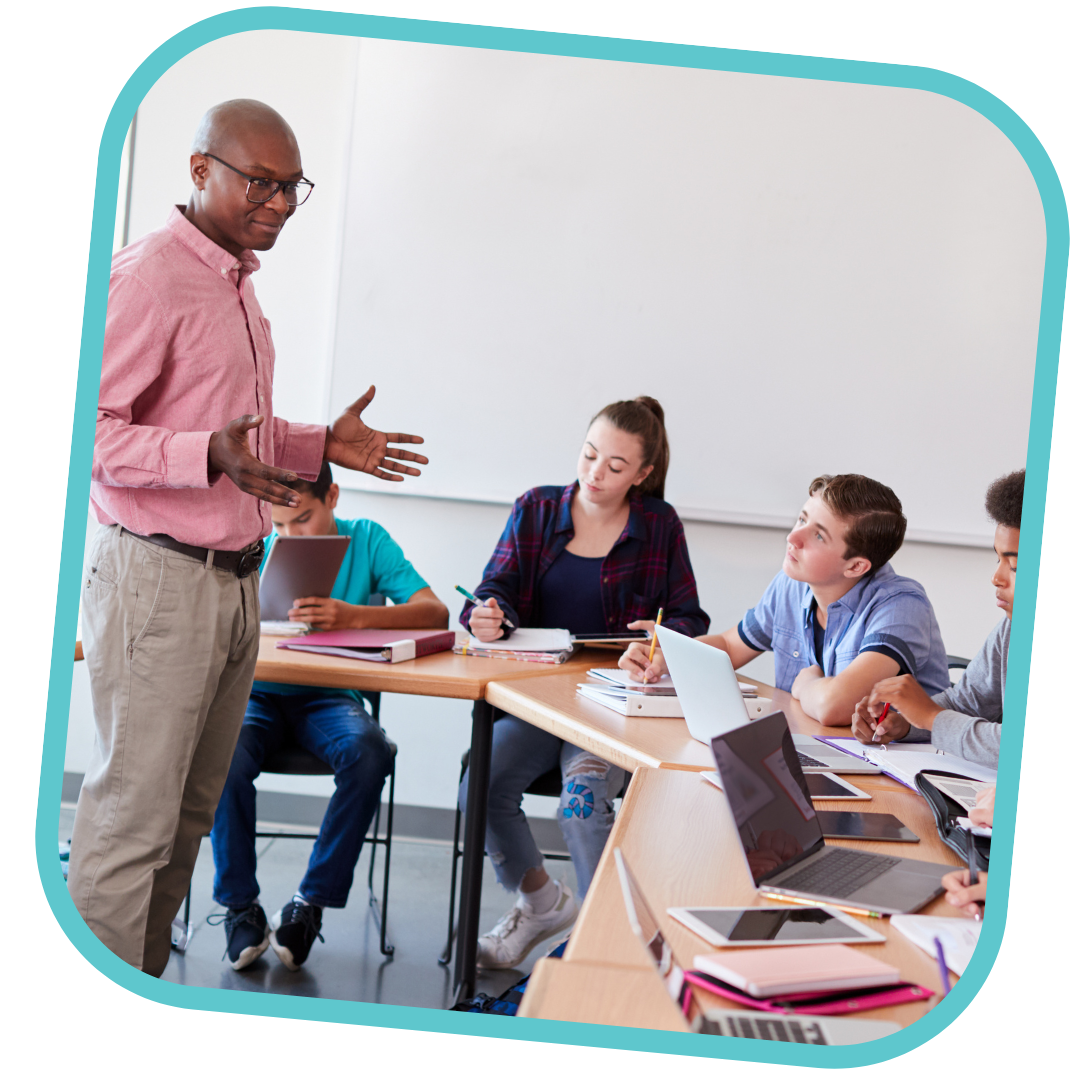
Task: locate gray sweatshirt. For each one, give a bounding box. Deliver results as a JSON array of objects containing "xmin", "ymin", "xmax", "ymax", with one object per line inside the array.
[{"xmin": 901, "ymin": 617, "xmax": 1008, "ymax": 767}]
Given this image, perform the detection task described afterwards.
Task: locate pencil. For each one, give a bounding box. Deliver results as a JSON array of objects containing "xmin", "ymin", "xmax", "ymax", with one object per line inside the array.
[
  {"xmin": 933, "ymin": 936, "xmax": 951, "ymax": 996},
  {"xmin": 647, "ymin": 608, "xmax": 664, "ymax": 666}
]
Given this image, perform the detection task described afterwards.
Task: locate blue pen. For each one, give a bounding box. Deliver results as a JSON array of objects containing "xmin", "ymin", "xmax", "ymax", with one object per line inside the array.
[
  {"xmin": 455, "ymin": 584, "xmax": 516, "ymax": 633},
  {"xmin": 933, "ymin": 936, "xmax": 951, "ymax": 996}
]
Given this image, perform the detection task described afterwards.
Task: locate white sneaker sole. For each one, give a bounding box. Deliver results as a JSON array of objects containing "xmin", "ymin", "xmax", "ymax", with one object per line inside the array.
[
  {"xmin": 476, "ymin": 905, "xmax": 578, "ymax": 970},
  {"xmin": 269, "ymin": 909, "xmax": 301, "ymax": 971},
  {"xmin": 230, "ymin": 933, "xmax": 270, "ymax": 971}
]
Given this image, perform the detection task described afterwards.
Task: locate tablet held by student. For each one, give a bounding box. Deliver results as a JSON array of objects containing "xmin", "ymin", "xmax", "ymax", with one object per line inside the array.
[
  {"xmin": 619, "ymin": 474, "xmax": 950, "ymax": 727},
  {"xmin": 458, "ymin": 397, "xmax": 709, "ymax": 969}
]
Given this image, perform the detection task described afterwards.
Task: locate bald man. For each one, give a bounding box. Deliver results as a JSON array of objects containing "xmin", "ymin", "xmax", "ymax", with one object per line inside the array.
[{"xmin": 69, "ymin": 99, "xmax": 428, "ymax": 977}]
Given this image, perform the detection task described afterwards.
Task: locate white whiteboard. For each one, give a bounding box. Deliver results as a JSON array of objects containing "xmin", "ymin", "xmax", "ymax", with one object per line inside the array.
[{"xmin": 330, "ymin": 39, "xmax": 1044, "ymax": 545}]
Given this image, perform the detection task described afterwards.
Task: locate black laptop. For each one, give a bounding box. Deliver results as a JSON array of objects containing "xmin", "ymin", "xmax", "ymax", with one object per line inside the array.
[{"xmin": 710, "ymin": 713, "xmax": 948, "ymax": 915}]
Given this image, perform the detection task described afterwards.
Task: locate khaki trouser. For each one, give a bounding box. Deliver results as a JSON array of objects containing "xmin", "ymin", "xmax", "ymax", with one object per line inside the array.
[{"xmin": 69, "ymin": 524, "xmax": 260, "ymax": 977}]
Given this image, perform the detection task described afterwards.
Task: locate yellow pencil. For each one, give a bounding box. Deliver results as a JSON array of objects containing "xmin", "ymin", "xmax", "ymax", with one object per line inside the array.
[{"xmin": 648, "ymin": 608, "xmax": 664, "ymax": 666}]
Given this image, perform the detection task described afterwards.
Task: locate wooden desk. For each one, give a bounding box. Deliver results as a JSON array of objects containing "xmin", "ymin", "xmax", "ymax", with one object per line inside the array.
[
  {"xmin": 485, "ymin": 666, "xmax": 832, "ymax": 773},
  {"xmin": 254, "ymin": 636, "xmax": 604, "ymax": 998},
  {"xmin": 519, "ymin": 767, "xmax": 963, "ymax": 1030}
]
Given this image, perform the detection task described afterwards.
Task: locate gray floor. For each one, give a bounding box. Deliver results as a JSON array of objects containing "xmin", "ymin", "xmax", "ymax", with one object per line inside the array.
[{"xmin": 57, "ymin": 805, "xmax": 578, "ymax": 1011}]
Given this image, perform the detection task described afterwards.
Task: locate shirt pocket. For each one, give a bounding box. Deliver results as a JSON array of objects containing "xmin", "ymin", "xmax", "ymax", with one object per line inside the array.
[
  {"xmin": 625, "ymin": 590, "xmax": 662, "ymax": 626},
  {"xmin": 771, "ymin": 627, "xmax": 806, "ymax": 692}
]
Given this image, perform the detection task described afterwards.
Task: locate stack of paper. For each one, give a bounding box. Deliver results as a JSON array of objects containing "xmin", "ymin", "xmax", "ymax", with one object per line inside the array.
[
  {"xmin": 454, "ymin": 627, "xmax": 576, "ymax": 664},
  {"xmin": 260, "ymin": 620, "xmax": 311, "ymax": 636},
  {"xmin": 577, "ymin": 668, "xmax": 683, "ymax": 716}
]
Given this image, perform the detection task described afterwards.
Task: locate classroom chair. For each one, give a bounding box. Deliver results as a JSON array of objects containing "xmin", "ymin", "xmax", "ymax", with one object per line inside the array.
[
  {"xmin": 438, "ymin": 747, "xmax": 570, "ymax": 966},
  {"xmin": 947, "ymin": 654, "xmax": 970, "ymax": 685},
  {"xmin": 173, "ymin": 598, "xmax": 399, "ymax": 960}
]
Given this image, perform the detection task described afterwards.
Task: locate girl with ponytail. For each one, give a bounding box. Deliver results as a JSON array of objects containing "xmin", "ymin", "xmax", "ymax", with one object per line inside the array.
[{"xmin": 458, "ymin": 396, "xmax": 709, "ymax": 970}]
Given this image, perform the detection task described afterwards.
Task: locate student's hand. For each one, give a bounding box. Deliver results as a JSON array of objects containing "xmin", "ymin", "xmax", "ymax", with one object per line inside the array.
[
  {"xmin": 941, "ymin": 868, "xmax": 987, "ymax": 918},
  {"xmin": 790, "ymin": 664, "xmax": 824, "ymax": 699},
  {"xmin": 208, "ymin": 415, "xmax": 301, "ymax": 507},
  {"xmin": 867, "ymin": 675, "xmax": 942, "ymax": 729},
  {"xmin": 468, "ymin": 597, "xmax": 506, "ymax": 643},
  {"xmin": 324, "ymin": 386, "xmax": 429, "ymax": 482},
  {"xmin": 970, "ymin": 787, "xmax": 996, "ymax": 828},
  {"xmin": 288, "ymin": 597, "xmax": 356, "ymax": 631},
  {"xmin": 618, "ymin": 640, "xmax": 668, "ymax": 684},
  {"xmin": 852, "ymin": 696, "xmax": 911, "ymax": 744}
]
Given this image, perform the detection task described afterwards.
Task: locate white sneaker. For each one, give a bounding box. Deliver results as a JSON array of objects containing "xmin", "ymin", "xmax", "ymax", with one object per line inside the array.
[{"xmin": 476, "ymin": 881, "xmax": 579, "ymax": 970}]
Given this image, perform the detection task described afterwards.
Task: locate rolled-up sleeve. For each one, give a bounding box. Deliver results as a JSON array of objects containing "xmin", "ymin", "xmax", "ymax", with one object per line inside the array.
[
  {"xmin": 93, "ymin": 273, "xmax": 213, "ymax": 489},
  {"xmin": 859, "ymin": 592, "xmax": 949, "ymax": 694},
  {"xmin": 739, "ymin": 574, "xmax": 780, "ymax": 653},
  {"xmin": 459, "ymin": 502, "xmax": 525, "ymax": 635},
  {"xmin": 272, "ymin": 416, "xmax": 326, "ymax": 479},
  {"xmin": 659, "ymin": 516, "xmax": 710, "ymax": 637}
]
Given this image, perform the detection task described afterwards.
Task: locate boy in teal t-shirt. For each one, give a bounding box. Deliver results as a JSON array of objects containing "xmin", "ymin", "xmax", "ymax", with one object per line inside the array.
[{"xmin": 210, "ymin": 464, "xmax": 449, "ymax": 971}]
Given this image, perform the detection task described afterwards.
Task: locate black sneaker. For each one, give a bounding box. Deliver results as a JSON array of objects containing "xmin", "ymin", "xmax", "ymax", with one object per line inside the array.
[
  {"xmin": 270, "ymin": 901, "xmax": 324, "ymax": 970},
  {"xmin": 209, "ymin": 902, "xmax": 270, "ymax": 970}
]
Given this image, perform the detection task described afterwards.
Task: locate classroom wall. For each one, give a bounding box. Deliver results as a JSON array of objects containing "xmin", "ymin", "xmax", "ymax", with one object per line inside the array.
[{"xmin": 64, "ymin": 29, "xmax": 1011, "ymax": 815}]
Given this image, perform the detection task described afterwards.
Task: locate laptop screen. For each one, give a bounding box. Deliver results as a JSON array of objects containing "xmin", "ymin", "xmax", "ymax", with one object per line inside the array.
[{"xmin": 710, "ymin": 712, "xmax": 826, "ymax": 886}]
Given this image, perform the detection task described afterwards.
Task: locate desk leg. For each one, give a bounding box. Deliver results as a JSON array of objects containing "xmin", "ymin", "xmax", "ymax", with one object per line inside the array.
[{"xmin": 454, "ymin": 698, "xmax": 494, "ymax": 1001}]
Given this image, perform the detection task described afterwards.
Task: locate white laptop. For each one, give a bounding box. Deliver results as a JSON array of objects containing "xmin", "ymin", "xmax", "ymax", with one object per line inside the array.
[
  {"xmin": 613, "ymin": 848, "xmax": 901, "ymax": 1044},
  {"xmin": 655, "ymin": 626, "xmax": 880, "ymax": 775}
]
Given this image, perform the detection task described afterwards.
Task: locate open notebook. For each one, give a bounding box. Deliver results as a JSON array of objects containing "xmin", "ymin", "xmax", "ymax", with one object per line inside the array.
[{"xmin": 816, "ymin": 737, "xmax": 997, "ymax": 792}]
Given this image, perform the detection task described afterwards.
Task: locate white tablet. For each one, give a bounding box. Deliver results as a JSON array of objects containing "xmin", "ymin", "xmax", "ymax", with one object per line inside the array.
[
  {"xmin": 667, "ymin": 905, "xmax": 886, "ymax": 947},
  {"xmin": 806, "ymin": 772, "xmax": 872, "ymax": 800}
]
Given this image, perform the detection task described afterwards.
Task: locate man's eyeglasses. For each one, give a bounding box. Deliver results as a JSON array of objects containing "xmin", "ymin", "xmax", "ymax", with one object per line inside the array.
[{"xmin": 203, "ymin": 153, "xmax": 315, "ymax": 207}]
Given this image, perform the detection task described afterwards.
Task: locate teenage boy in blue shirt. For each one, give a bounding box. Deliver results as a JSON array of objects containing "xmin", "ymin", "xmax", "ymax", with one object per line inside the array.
[
  {"xmin": 210, "ymin": 463, "xmax": 449, "ymax": 970},
  {"xmin": 620, "ymin": 473, "xmax": 950, "ymax": 725}
]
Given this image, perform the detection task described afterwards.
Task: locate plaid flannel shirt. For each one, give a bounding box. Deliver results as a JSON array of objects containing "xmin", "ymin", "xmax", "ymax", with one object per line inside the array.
[{"xmin": 459, "ymin": 483, "xmax": 710, "ymax": 639}]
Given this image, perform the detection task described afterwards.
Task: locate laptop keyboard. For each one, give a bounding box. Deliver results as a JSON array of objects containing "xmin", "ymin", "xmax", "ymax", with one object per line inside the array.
[
  {"xmin": 776, "ymin": 847, "xmax": 901, "ymax": 898},
  {"xmin": 699, "ymin": 1014, "xmax": 829, "ymax": 1043},
  {"xmin": 796, "ymin": 751, "xmax": 827, "ymax": 768}
]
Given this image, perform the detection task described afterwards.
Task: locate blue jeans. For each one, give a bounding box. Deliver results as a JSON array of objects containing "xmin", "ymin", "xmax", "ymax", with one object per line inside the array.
[
  {"xmin": 211, "ymin": 691, "xmax": 393, "ymax": 909},
  {"xmin": 459, "ymin": 712, "xmax": 625, "ymax": 902}
]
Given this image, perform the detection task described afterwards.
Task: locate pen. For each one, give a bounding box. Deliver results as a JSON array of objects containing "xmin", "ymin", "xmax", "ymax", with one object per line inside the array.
[
  {"xmin": 933, "ymin": 936, "xmax": 951, "ymax": 996},
  {"xmin": 455, "ymin": 584, "xmax": 516, "ymax": 633},
  {"xmin": 967, "ymin": 842, "xmax": 985, "ymax": 920},
  {"xmin": 873, "ymin": 702, "xmax": 891, "ymax": 752},
  {"xmin": 759, "ymin": 892, "xmax": 885, "ymax": 919}
]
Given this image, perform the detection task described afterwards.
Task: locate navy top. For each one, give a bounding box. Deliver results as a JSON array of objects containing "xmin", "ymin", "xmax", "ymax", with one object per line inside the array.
[{"xmin": 536, "ymin": 549, "xmax": 608, "ymax": 636}]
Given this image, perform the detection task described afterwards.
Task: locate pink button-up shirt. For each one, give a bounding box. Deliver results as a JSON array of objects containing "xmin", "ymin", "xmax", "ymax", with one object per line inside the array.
[{"xmin": 91, "ymin": 207, "xmax": 327, "ymax": 550}]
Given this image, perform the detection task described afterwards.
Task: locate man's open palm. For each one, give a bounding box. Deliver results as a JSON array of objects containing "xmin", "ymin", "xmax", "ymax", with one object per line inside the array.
[{"xmin": 325, "ymin": 385, "xmax": 428, "ymax": 481}]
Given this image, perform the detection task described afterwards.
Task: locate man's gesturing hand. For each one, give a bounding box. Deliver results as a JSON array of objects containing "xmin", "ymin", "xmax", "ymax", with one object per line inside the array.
[
  {"xmin": 325, "ymin": 386, "xmax": 428, "ymax": 481},
  {"xmin": 208, "ymin": 415, "xmax": 301, "ymax": 507}
]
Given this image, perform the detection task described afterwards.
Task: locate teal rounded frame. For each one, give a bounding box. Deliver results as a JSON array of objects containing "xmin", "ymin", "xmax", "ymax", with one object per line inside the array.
[{"xmin": 37, "ymin": 6, "xmax": 1068, "ymax": 1066}]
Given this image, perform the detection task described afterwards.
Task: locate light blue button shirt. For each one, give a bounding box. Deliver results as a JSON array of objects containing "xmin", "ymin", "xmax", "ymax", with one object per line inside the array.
[{"xmin": 737, "ymin": 563, "xmax": 950, "ymax": 695}]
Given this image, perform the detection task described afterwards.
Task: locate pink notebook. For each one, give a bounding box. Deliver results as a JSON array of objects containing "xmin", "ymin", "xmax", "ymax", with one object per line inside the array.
[
  {"xmin": 692, "ymin": 944, "xmax": 899, "ymax": 998},
  {"xmin": 277, "ymin": 629, "xmax": 456, "ymax": 663}
]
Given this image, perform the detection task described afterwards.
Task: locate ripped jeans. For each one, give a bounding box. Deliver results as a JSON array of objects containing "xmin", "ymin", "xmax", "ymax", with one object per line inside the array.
[{"xmin": 459, "ymin": 712, "xmax": 625, "ymax": 901}]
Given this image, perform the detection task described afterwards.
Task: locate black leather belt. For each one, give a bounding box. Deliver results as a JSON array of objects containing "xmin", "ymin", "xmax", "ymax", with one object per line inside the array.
[{"xmin": 125, "ymin": 530, "xmax": 264, "ymax": 578}]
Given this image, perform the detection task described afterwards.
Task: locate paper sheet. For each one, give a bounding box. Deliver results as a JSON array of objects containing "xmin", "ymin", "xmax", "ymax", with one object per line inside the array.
[
  {"xmin": 890, "ymin": 915, "xmax": 981, "ymax": 975},
  {"xmin": 468, "ymin": 627, "xmax": 572, "ymax": 652}
]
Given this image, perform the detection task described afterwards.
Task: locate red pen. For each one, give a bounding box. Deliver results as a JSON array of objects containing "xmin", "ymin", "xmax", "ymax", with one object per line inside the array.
[{"xmin": 874, "ymin": 702, "xmax": 891, "ymax": 751}]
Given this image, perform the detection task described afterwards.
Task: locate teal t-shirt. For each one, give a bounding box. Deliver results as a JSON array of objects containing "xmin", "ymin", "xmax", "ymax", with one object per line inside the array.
[{"xmin": 253, "ymin": 516, "xmax": 428, "ymax": 701}]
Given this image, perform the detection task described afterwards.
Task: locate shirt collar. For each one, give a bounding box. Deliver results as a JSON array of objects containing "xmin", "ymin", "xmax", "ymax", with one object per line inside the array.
[
  {"xmin": 556, "ymin": 482, "xmax": 648, "ymax": 542},
  {"xmin": 166, "ymin": 205, "xmax": 261, "ymax": 278},
  {"xmin": 556, "ymin": 483, "xmax": 577, "ymax": 533},
  {"xmin": 800, "ymin": 563, "xmax": 892, "ymax": 617}
]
